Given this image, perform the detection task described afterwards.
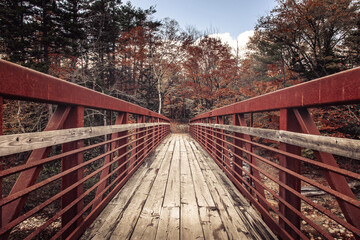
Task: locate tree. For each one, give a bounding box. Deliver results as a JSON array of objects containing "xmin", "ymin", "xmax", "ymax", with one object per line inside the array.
[
  {"xmin": 148, "ymin": 18, "xmax": 185, "ymax": 114},
  {"xmin": 57, "ymin": 0, "xmax": 87, "ymax": 64},
  {"xmin": 251, "ymin": 0, "xmax": 360, "ymax": 80},
  {"xmin": 180, "ymin": 36, "xmax": 238, "ymax": 117},
  {"xmin": 0, "ymin": 1, "xmax": 31, "ymax": 64}
]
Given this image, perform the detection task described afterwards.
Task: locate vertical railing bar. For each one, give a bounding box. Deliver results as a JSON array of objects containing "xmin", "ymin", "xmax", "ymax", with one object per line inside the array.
[
  {"xmin": 233, "ymin": 114, "xmax": 243, "ymax": 183},
  {"xmin": 279, "ymin": 108, "xmax": 302, "ymax": 239},
  {"xmin": 61, "ymin": 106, "xmax": 84, "ymax": 239}
]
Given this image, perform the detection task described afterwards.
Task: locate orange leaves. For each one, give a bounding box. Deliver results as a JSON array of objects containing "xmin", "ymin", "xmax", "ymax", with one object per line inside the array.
[
  {"xmin": 116, "ymin": 26, "xmax": 148, "ymax": 67},
  {"xmin": 48, "ymin": 54, "xmax": 77, "ymax": 80},
  {"xmin": 309, "ymin": 106, "xmax": 360, "ymax": 139},
  {"xmin": 181, "ymin": 36, "xmax": 238, "ymax": 111}
]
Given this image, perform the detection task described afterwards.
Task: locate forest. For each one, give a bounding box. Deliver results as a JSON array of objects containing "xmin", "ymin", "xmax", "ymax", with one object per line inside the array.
[
  {"xmin": 0, "ymin": 0, "xmax": 359, "ymax": 138},
  {"xmin": 1, "ymin": 1, "xmax": 360, "ymax": 239}
]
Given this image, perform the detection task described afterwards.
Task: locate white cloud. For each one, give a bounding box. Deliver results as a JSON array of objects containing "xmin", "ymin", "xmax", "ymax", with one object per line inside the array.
[{"xmin": 208, "ymin": 30, "xmax": 254, "ymax": 58}]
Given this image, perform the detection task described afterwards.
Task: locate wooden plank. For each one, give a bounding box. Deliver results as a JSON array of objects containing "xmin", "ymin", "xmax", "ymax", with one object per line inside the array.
[
  {"xmin": 188, "ymin": 140, "xmax": 251, "ymax": 239},
  {"xmin": 199, "ymin": 206, "xmax": 228, "ymax": 240},
  {"xmin": 108, "ymin": 136, "xmax": 172, "ymax": 240},
  {"xmin": 191, "ymin": 138, "xmax": 278, "ymax": 240},
  {"xmin": 184, "ymin": 137, "xmax": 215, "ymax": 207},
  {"xmin": 179, "ymin": 136, "xmax": 204, "ymax": 240},
  {"xmin": 184, "ymin": 136, "xmax": 228, "ymax": 239},
  {"xmin": 163, "ymin": 136, "xmax": 181, "ymax": 207},
  {"xmin": 81, "ymin": 135, "xmax": 172, "ymax": 240},
  {"xmin": 191, "ymin": 123, "xmax": 360, "ymax": 160},
  {"xmin": 0, "ymin": 123, "xmax": 170, "ymax": 157},
  {"xmin": 155, "ymin": 206, "xmax": 180, "ymax": 240},
  {"xmin": 130, "ymin": 136, "xmax": 176, "ymax": 240}
]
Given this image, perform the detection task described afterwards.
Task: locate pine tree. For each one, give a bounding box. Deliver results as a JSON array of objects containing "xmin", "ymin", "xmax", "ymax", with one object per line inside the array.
[
  {"xmin": 250, "ymin": 0, "xmax": 360, "ymax": 80},
  {"xmin": 57, "ymin": 0, "xmax": 87, "ymax": 65},
  {"xmin": 0, "ymin": 0, "xmax": 34, "ymax": 65}
]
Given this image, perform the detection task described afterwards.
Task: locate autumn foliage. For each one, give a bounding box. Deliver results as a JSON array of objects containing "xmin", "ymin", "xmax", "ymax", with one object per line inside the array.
[{"xmin": 1, "ymin": 0, "xmax": 359, "ymax": 136}]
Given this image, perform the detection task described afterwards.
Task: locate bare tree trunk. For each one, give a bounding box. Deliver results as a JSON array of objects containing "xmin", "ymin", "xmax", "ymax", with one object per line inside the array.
[
  {"xmin": 48, "ymin": 104, "xmax": 53, "ymax": 121},
  {"xmin": 158, "ymin": 80, "xmax": 162, "ymax": 114},
  {"xmin": 16, "ymin": 101, "xmax": 25, "ymax": 133}
]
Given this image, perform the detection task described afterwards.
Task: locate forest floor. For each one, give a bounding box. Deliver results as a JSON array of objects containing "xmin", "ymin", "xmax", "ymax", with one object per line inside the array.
[{"xmin": 258, "ymin": 161, "xmax": 359, "ymax": 240}]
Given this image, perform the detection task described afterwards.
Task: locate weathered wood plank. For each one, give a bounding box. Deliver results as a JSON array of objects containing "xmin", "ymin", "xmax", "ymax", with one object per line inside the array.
[
  {"xmin": 179, "ymin": 136, "xmax": 204, "ymax": 240},
  {"xmin": 130, "ymin": 136, "xmax": 176, "ymax": 240},
  {"xmin": 82, "ymin": 135, "xmax": 172, "ymax": 240},
  {"xmin": 199, "ymin": 206, "xmax": 228, "ymax": 240},
  {"xmin": 184, "ymin": 138, "xmax": 215, "ymax": 207},
  {"xmin": 163, "ymin": 136, "xmax": 181, "ymax": 207},
  {"xmin": 190, "ymin": 137, "xmax": 277, "ymax": 240},
  {"xmin": 0, "ymin": 123, "xmax": 169, "ymax": 157},
  {"xmin": 108, "ymin": 137, "xmax": 171, "ymax": 240},
  {"xmin": 155, "ymin": 206, "xmax": 180, "ymax": 240},
  {"xmin": 81, "ymin": 134, "xmax": 277, "ymax": 240},
  {"xmin": 184, "ymin": 137, "xmax": 228, "ymax": 239},
  {"xmin": 191, "ymin": 123, "xmax": 360, "ymax": 160},
  {"xmin": 188, "ymin": 138, "xmax": 252, "ymax": 239}
]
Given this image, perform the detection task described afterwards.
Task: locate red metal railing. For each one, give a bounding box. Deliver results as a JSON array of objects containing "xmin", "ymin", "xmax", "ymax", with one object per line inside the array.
[
  {"xmin": 190, "ymin": 68, "xmax": 360, "ymax": 240},
  {"xmin": 0, "ymin": 60, "xmax": 170, "ymax": 239}
]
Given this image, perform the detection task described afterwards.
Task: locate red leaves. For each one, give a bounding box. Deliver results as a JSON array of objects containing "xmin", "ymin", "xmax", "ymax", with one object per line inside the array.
[{"xmin": 180, "ymin": 36, "xmax": 238, "ymax": 111}]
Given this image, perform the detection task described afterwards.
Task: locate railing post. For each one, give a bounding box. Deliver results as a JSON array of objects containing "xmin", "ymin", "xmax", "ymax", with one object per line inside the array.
[
  {"xmin": 206, "ymin": 117, "xmax": 214, "ymax": 157},
  {"xmin": 129, "ymin": 115, "xmax": 138, "ymax": 171},
  {"xmin": 193, "ymin": 121, "xmax": 196, "ymax": 140},
  {"xmin": 215, "ymin": 116, "xmax": 223, "ymax": 166},
  {"xmin": 161, "ymin": 119, "xmax": 164, "ymax": 141},
  {"xmin": 92, "ymin": 112, "xmax": 128, "ymax": 209},
  {"xmin": 154, "ymin": 118, "xmax": 159, "ymax": 145},
  {"xmin": 148, "ymin": 117, "xmax": 153, "ymax": 151},
  {"xmin": 293, "ymin": 108, "xmax": 360, "ymax": 230},
  {"xmin": 279, "ymin": 108, "xmax": 302, "ymax": 239},
  {"xmin": 61, "ymin": 106, "xmax": 84, "ymax": 238},
  {"xmin": 232, "ymin": 114, "xmax": 242, "ymax": 182},
  {"xmin": 117, "ymin": 112, "xmax": 129, "ymax": 180},
  {"xmin": 137, "ymin": 115, "xmax": 145, "ymax": 164}
]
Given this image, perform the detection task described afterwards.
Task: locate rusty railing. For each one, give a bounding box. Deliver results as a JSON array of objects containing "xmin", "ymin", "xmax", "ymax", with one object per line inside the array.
[
  {"xmin": 190, "ymin": 68, "xmax": 360, "ymax": 240},
  {"xmin": 0, "ymin": 60, "xmax": 170, "ymax": 239}
]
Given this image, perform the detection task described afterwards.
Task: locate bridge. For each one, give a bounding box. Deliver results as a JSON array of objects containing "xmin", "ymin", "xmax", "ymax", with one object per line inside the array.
[{"xmin": 0, "ymin": 59, "xmax": 359, "ymax": 240}]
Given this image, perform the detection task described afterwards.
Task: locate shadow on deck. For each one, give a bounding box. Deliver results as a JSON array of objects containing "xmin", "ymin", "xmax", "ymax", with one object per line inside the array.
[{"xmin": 81, "ymin": 134, "xmax": 277, "ymax": 240}]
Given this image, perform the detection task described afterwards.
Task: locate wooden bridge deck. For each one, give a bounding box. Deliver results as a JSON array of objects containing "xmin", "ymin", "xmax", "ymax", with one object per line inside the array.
[{"xmin": 81, "ymin": 134, "xmax": 277, "ymax": 240}]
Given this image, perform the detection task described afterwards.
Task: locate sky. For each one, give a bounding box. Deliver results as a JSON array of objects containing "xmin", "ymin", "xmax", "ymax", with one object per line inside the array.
[{"xmin": 129, "ymin": 0, "xmax": 278, "ymax": 55}]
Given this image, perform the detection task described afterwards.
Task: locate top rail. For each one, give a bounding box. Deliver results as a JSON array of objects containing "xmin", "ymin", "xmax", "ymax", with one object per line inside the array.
[
  {"xmin": 191, "ymin": 67, "xmax": 360, "ymax": 121},
  {"xmin": 0, "ymin": 60, "xmax": 169, "ymax": 121}
]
